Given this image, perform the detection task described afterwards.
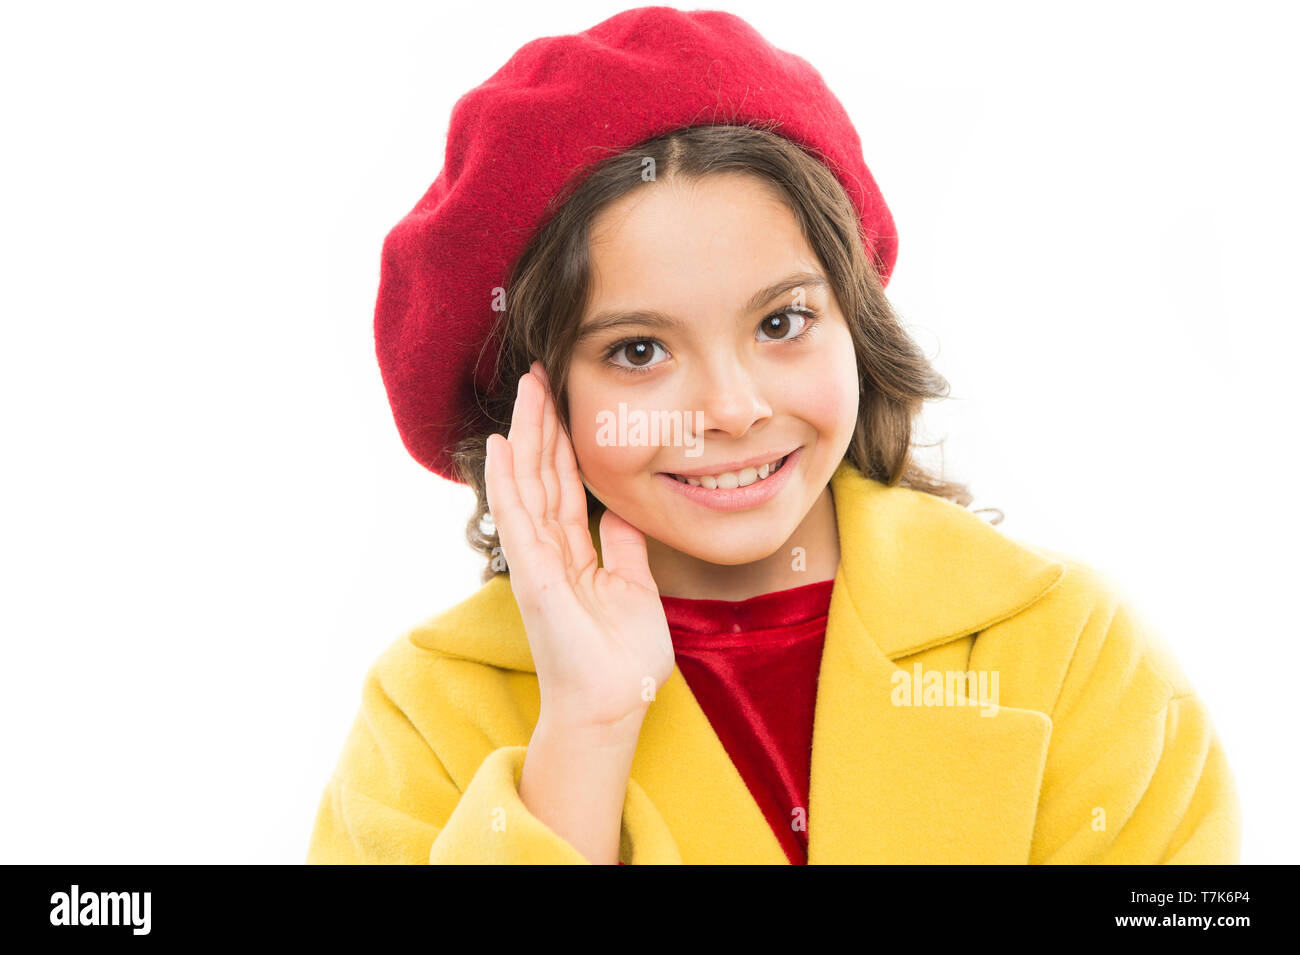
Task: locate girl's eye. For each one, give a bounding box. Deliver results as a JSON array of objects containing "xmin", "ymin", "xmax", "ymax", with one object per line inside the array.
[
  {"xmin": 756, "ymin": 306, "xmax": 814, "ymax": 342},
  {"xmin": 601, "ymin": 306, "xmax": 821, "ymax": 376},
  {"xmin": 605, "ymin": 339, "xmax": 669, "ymax": 373}
]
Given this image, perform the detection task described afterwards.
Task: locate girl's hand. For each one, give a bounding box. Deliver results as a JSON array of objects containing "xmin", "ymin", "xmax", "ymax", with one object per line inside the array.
[{"xmin": 485, "ymin": 361, "xmax": 675, "ymax": 734}]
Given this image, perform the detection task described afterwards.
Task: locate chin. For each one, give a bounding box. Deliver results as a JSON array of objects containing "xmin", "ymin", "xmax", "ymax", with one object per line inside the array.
[{"xmin": 653, "ymin": 523, "xmax": 787, "ymax": 566}]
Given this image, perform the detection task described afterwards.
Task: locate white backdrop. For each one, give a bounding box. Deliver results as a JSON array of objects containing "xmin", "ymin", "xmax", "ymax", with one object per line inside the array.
[{"xmin": 1, "ymin": 0, "xmax": 1294, "ymax": 863}]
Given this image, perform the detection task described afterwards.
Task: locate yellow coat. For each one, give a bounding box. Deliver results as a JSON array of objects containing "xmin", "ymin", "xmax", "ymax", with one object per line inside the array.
[{"xmin": 306, "ymin": 460, "xmax": 1241, "ymax": 864}]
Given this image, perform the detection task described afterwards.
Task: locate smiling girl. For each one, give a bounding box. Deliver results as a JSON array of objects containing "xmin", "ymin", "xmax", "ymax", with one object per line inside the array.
[{"xmin": 307, "ymin": 6, "xmax": 1240, "ymax": 865}]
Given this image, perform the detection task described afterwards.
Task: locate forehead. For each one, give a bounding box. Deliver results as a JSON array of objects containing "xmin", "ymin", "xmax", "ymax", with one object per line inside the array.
[{"xmin": 584, "ymin": 174, "xmax": 816, "ymax": 311}]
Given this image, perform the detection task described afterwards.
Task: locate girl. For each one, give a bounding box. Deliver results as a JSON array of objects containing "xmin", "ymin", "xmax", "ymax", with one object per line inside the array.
[{"xmin": 307, "ymin": 6, "xmax": 1240, "ymax": 865}]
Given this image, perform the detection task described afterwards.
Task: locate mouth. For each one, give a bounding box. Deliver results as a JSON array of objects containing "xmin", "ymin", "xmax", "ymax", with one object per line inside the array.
[
  {"xmin": 654, "ymin": 446, "xmax": 804, "ymax": 513},
  {"xmin": 662, "ymin": 452, "xmax": 792, "ymax": 489}
]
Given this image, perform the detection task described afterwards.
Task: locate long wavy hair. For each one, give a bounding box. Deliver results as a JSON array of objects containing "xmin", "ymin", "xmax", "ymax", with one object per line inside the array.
[{"xmin": 450, "ymin": 122, "xmax": 992, "ymax": 583}]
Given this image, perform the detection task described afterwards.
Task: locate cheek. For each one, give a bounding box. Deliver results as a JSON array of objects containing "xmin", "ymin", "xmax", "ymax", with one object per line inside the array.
[
  {"xmin": 790, "ymin": 335, "xmax": 860, "ymax": 434},
  {"xmin": 564, "ymin": 376, "xmax": 661, "ymax": 479}
]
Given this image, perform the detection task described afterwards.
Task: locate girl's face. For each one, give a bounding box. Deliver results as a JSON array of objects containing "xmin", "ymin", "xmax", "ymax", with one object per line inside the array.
[{"xmin": 566, "ymin": 172, "xmax": 860, "ymax": 567}]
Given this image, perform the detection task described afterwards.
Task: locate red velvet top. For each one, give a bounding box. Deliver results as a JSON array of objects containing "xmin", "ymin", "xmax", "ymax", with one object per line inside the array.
[{"xmin": 657, "ymin": 577, "xmax": 835, "ymax": 865}]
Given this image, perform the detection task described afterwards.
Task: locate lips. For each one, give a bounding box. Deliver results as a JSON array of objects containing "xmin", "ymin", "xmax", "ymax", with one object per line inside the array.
[{"xmin": 666, "ymin": 453, "xmax": 789, "ymax": 489}]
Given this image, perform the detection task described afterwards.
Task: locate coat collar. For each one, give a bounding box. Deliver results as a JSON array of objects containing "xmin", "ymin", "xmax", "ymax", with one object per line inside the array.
[
  {"xmin": 411, "ymin": 459, "xmax": 1068, "ymax": 862},
  {"xmin": 412, "ymin": 459, "xmax": 1064, "ymax": 669}
]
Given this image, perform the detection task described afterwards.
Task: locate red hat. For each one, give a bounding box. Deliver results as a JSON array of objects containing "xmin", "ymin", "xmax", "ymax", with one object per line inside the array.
[{"xmin": 375, "ymin": 5, "xmax": 898, "ymax": 482}]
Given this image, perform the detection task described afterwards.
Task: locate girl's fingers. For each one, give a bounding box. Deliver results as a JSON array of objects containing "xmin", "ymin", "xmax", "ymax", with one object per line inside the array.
[
  {"xmin": 597, "ymin": 507, "xmax": 656, "ymax": 592},
  {"xmin": 499, "ymin": 361, "xmax": 596, "ymax": 576},
  {"xmin": 533, "ymin": 362, "xmax": 561, "ymax": 523},
  {"xmin": 484, "ymin": 432, "xmax": 538, "ymax": 570},
  {"xmin": 553, "ymin": 409, "xmax": 589, "ymax": 527},
  {"xmin": 531, "ymin": 363, "xmax": 596, "ymax": 565},
  {"xmin": 507, "ymin": 371, "xmax": 549, "ymax": 523},
  {"xmin": 550, "ymin": 404, "xmax": 599, "ymax": 569}
]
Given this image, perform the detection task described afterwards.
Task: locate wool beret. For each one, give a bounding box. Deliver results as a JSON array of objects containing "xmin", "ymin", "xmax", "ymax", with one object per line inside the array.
[{"xmin": 374, "ymin": 5, "xmax": 898, "ymax": 482}]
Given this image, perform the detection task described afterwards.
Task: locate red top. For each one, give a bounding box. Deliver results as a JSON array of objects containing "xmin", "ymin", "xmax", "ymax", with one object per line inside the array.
[{"xmin": 656, "ymin": 577, "xmax": 835, "ymax": 865}]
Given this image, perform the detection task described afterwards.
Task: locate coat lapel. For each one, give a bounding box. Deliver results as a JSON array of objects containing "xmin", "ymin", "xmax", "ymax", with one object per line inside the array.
[
  {"xmin": 807, "ymin": 562, "xmax": 1056, "ymax": 863},
  {"xmin": 413, "ymin": 460, "xmax": 1066, "ymax": 863},
  {"xmin": 804, "ymin": 461, "xmax": 1065, "ymax": 863}
]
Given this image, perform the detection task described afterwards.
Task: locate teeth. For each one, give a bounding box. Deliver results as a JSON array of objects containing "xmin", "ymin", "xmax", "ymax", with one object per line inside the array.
[{"xmin": 672, "ymin": 454, "xmax": 787, "ymax": 488}]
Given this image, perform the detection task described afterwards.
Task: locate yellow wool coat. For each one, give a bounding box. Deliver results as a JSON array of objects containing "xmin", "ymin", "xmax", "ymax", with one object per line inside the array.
[{"xmin": 306, "ymin": 460, "xmax": 1241, "ymax": 864}]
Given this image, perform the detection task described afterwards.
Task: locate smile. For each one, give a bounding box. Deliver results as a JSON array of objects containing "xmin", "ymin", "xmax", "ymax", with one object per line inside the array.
[
  {"xmin": 667, "ymin": 453, "xmax": 789, "ymax": 488},
  {"xmin": 654, "ymin": 447, "xmax": 803, "ymax": 513}
]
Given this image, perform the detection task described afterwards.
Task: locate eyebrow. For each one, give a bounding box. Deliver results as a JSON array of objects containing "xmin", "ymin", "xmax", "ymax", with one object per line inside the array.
[{"xmin": 576, "ymin": 271, "xmax": 829, "ymax": 342}]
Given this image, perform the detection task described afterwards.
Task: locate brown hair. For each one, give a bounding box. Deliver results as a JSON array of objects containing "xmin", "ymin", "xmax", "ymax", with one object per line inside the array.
[{"xmin": 450, "ymin": 122, "xmax": 991, "ymax": 583}]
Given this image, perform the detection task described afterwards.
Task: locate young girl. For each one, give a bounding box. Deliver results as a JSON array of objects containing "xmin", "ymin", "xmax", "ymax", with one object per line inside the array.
[{"xmin": 307, "ymin": 6, "xmax": 1240, "ymax": 865}]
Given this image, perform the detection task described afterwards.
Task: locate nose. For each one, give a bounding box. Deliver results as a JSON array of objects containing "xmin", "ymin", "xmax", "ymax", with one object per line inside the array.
[{"xmin": 689, "ymin": 354, "xmax": 773, "ymax": 440}]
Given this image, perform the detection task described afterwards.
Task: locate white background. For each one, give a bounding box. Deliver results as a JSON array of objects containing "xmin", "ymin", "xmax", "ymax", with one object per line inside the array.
[{"xmin": 1, "ymin": 0, "xmax": 1295, "ymax": 864}]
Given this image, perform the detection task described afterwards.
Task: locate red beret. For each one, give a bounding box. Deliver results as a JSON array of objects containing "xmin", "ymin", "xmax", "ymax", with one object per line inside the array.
[{"xmin": 374, "ymin": 5, "xmax": 898, "ymax": 482}]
